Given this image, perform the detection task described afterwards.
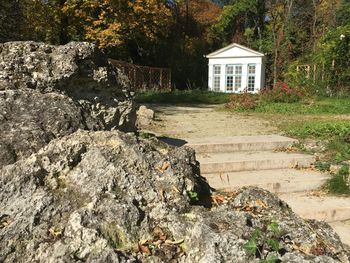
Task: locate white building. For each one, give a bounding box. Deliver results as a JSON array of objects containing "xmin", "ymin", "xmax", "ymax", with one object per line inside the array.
[{"xmin": 206, "ymin": 43, "xmax": 265, "ymax": 93}]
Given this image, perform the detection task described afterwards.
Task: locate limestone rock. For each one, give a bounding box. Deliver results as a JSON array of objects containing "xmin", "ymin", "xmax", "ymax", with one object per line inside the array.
[
  {"xmin": 0, "ymin": 88, "xmax": 95, "ymax": 166},
  {"xmin": 0, "ymin": 41, "xmax": 136, "ymax": 131},
  {"xmin": 137, "ymin": 105, "xmax": 155, "ymax": 128},
  {"xmin": 0, "ymin": 41, "xmax": 136, "ymax": 167},
  {"xmin": 0, "ymin": 130, "xmax": 349, "ymax": 262}
]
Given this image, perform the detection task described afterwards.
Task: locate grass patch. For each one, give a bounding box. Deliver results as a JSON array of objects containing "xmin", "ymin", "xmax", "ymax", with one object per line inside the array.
[
  {"xmin": 226, "ymin": 97, "xmax": 350, "ymax": 115},
  {"xmin": 255, "ymin": 97, "xmax": 350, "ymax": 114},
  {"xmin": 136, "ymin": 90, "xmax": 230, "ymax": 105},
  {"xmin": 327, "ymin": 165, "xmax": 350, "ymax": 196},
  {"xmin": 285, "ymin": 120, "xmax": 350, "ymax": 139}
]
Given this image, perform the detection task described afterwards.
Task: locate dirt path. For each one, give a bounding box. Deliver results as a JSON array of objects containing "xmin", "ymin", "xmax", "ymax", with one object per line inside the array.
[{"xmin": 146, "ymin": 104, "xmax": 278, "ymax": 139}]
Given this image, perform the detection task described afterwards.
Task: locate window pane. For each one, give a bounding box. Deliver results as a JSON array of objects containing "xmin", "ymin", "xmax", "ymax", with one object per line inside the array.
[
  {"xmin": 214, "ymin": 65, "xmax": 221, "ymax": 75},
  {"xmin": 235, "ymin": 66, "xmax": 242, "ymax": 75},
  {"xmin": 214, "ymin": 76, "xmax": 220, "ymax": 90},
  {"xmin": 248, "ymin": 64, "xmax": 256, "ymax": 75},
  {"xmin": 226, "ymin": 66, "xmax": 234, "ymax": 75},
  {"xmin": 248, "ymin": 76, "xmax": 255, "ymax": 91},
  {"xmin": 226, "ymin": 76, "xmax": 233, "ymax": 90},
  {"xmin": 234, "ymin": 76, "xmax": 241, "ymax": 90}
]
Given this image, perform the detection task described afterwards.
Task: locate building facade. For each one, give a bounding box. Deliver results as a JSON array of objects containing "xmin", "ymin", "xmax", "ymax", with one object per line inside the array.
[{"xmin": 206, "ymin": 43, "xmax": 265, "ymax": 93}]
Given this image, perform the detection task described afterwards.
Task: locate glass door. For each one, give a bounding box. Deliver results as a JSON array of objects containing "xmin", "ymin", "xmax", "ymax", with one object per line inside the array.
[{"xmin": 226, "ymin": 65, "xmax": 242, "ymax": 92}]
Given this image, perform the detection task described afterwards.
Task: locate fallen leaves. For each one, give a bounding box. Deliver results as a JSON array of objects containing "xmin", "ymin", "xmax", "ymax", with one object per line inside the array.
[
  {"xmin": 210, "ymin": 191, "xmax": 269, "ymax": 214},
  {"xmin": 156, "ymin": 161, "xmax": 171, "ymax": 173},
  {"xmin": 211, "ymin": 194, "xmax": 225, "ymax": 204},
  {"xmin": 137, "ymin": 227, "xmax": 185, "ymax": 259},
  {"xmin": 210, "ymin": 191, "xmax": 239, "ymax": 205}
]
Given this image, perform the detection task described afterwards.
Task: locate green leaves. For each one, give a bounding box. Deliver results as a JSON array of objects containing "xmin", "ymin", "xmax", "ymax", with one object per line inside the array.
[
  {"xmin": 260, "ymin": 254, "xmax": 279, "ymax": 263},
  {"xmin": 243, "ymin": 239, "xmax": 257, "ymax": 256},
  {"xmin": 187, "ymin": 191, "xmax": 199, "ymax": 202},
  {"xmin": 267, "ymin": 221, "xmax": 279, "ymax": 235},
  {"xmin": 267, "ymin": 239, "xmax": 280, "ymax": 252},
  {"xmin": 242, "ymin": 220, "xmax": 281, "ymax": 262}
]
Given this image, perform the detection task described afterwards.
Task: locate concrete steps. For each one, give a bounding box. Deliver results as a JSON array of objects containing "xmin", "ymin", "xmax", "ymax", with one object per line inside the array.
[
  {"xmin": 187, "ymin": 135, "xmax": 297, "ymax": 153},
  {"xmin": 197, "ymin": 152, "xmax": 315, "ymax": 174},
  {"xmin": 279, "ymin": 192, "xmax": 350, "ymax": 222},
  {"xmin": 186, "ymin": 135, "xmax": 350, "ymax": 246},
  {"xmin": 204, "ymin": 169, "xmax": 328, "ymax": 194}
]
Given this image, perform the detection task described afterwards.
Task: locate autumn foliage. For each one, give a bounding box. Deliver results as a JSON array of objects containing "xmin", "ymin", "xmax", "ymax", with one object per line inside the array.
[
  {"xmin": 261, "ymin": 82, "xmax": 303, "ymax": 103},
  {"xmin": 64, "ymin": 0, "xmax": 172, "ymax": 48}
]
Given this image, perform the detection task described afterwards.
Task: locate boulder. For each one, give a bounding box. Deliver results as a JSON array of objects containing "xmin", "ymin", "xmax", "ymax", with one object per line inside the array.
[
  {"xmin": 136, "ymin": 105, "xmax": 155, "ymax": 128},
  {"xmin": 0, "ymin": 41, "xmax": 136, "ymax": 167},
  {"xmin": 0, "ymin": 130, "xmax": 349, "ymax": 262}
]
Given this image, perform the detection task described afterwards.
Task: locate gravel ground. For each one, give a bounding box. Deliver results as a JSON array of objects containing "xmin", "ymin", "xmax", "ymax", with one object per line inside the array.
[{"xmin": 146, "ymin": 104, "xmax": 278, "ymax": 139}]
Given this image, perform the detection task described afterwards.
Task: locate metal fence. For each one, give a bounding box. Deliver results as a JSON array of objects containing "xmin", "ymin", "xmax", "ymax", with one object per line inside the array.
[{"xmin": 109, "ymin": 59, "xmax": 172, "ymax": 91}]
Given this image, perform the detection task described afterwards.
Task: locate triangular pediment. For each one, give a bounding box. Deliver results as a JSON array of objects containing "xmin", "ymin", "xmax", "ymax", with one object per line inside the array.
[{"xmin": 206, "ymin": 43, "xmax": 264, "ymax": 58}]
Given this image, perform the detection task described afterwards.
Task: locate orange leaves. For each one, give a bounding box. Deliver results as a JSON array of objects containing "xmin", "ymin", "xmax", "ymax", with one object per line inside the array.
[
  {"xmin": 64, "ymin": 0, "xmax": 172, "ymax": 48},
  {"xmin": 156, "ymin": 161, "xmax": 171, "ymax": 173},
  {"xmin": 211, "ymin": 194, "xmax": 226, "ymax": 204}
]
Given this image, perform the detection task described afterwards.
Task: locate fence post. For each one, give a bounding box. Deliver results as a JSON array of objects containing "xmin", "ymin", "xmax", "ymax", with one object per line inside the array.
[
  {"xmin": 149, "ymin": 68, "xmax": 152, "ymax": 91},
  {"xmin": 159, "ymin": 69, "xmax": 163, "ymax": 91},
  {"xmin": 168, "ymin": 70, "xmax": 172, "ymax": 91}
]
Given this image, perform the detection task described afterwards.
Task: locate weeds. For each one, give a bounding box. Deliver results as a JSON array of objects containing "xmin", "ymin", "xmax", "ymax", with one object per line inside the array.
[
  {"xmin": 243, "ymin": 220, "xmax": 282, "ymax": 263},
  {"xmin": 286, "ymin": 121, "xmax": 350, "ymax": 139},
  {"xmin": 326, "ymin": 165, "xmax": 350, "ymax": 196}
]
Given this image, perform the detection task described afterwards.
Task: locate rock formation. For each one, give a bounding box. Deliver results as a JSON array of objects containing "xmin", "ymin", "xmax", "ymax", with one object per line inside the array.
[
  {"xmin": 0, "ymin": 130, "xmax": 349, "ymax": 262},
  {"xmin": 0, "ymin": 41, "xmax": 136, "ymax": 167},
  {"xmin": 136, "ymin": 105, "xmax": 155, "ymax": 129}
]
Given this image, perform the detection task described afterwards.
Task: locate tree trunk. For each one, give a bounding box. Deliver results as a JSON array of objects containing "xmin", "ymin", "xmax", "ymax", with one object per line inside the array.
[{"xmin": 59, "ymin": 0, "xmax": 69, "ymax": 44}]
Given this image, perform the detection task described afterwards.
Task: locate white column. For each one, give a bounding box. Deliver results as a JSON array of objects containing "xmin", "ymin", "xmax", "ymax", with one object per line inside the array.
[
  {"xmin": 220, "ymin": 64, "xmax": 226, "ymax": 92},
  {"xmin": 255, "ymin": 63, "xmax": 262, "ymax": 92},
  {"xmin": 241, "ymin": 63, "xmax": 248, "ymax": 93},
  {"xmin": 208, "ymin": 63, "xmax": 213, "ymax": 91}
]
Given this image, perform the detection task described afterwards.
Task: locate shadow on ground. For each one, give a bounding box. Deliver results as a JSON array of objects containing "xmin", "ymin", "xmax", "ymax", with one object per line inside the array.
[{"xmin": 157, "ymin": 136, "xmax": 188, "ymax": 147}]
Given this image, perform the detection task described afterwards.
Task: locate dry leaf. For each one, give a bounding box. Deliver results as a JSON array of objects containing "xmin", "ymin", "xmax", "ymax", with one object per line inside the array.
[
  {"xmin": 255, "ymin": 199, "xmax": 267, "ymax": 208},
  {"xmin": 211, "ymin": 194, "xmax": 225, "ymax": 204},
  {"xmin": 138, "ymin": 241, "xmax": 151, "ymax": 255},
  {"xmin": 157, "ymin": 162, "xmax": 170, "ymax": 173}
]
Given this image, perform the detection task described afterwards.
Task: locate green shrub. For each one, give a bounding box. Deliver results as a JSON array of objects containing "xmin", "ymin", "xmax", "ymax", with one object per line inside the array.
[{"xmin": 327, "ymin": 165, "xmax": 350, "ymax": 195}]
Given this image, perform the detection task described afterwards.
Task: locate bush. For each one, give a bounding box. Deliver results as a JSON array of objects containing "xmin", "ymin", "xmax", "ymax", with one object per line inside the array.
[
  {"xmin": 327, "ymin": 165, "xmax": 350, "ymax": 195},
  {"xmin": 225, "ymin": 92, "xmax": 258, "ymax": 110},
  {"xmin": 261, "ymin": 81, "xmax": 303, "ymax": 103}
]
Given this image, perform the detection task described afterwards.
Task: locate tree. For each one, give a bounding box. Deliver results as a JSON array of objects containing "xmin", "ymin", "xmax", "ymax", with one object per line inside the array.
[
  {"xmin": 64, "ymin": 0, "xmax": 172, "ymax": 50},
  {"xmin": 210, "ymin": 0, "xmax": 266, "ymax": 50},
  {"xmin": 0, "ymin": 0, "xmax": 22, "ymax": 42}
]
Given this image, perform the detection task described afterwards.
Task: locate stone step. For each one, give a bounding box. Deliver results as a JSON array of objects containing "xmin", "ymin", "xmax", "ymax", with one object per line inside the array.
[
  {"xmin": 187, "ymin": 135, "xmax": 298, "ymax": 153},
  {"xmin": 329, "ymin": 220, "xmax": 350, "ymax": 246},
  {"xmin": 203, "ymin": 169, "xmax": 329, "ymax": 194},
  {"xmin": 279, "ymin": 192, "xmax": 350, "ymax": 222},
  {"xmin": 198, "ymin": 151, "xmax": 316, "ymax": 173}
]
